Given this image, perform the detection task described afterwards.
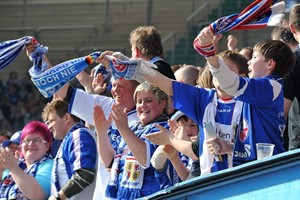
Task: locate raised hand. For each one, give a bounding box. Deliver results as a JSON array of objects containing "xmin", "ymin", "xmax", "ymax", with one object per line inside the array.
[
  {"xmin": 25, "ymin": 42, "xmax": 37, "ymax": 57},
  {"xmin": 227, "ymin": 35, "xmax": 238, "ymax": 51},
  {"xmin": 168, "ymin": 119, "xmax": 179, "ymax": 135},
  {"xmin": 0, "ymin": 147, "xmax": 19, "ymax": 172},
  {"xmin": 145, "ymin": 124, "xmax": 173, "ymax": 145},
  {"xmin": 110, "ymin": 104, "xmax": 129, "ymax": 133},
  {"xmin": 76, "ymin": 70, "xmax": 93, "ymax": 93},
  {"xmin": 93, "ymin": 105, "xmax": 111, "ymax": 135},
  {"xmin": 96, "ymin": 50, "xmax": 115, "ymax": 68},
  {"xmin": 196, "ymin": 27, "xmax": 214, "ymax": 47},
  {"xmin": 92, "ymin": 72, "xmax": 108, "ymax": 95},
  {"xmin": 206, "ymin": 136, "xmax": 233, "ymax": 155},
  {"xmin": 162, "ymin": 144, "xmax": 178, "ymax": 161}
]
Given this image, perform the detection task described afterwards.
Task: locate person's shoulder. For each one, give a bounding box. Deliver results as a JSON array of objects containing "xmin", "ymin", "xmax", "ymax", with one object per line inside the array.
[
  {"xmin": 153, "ymin": 60, "xmax": 176, "ymax": 80},
  {"xmin": 154, "ymin": 59, "xmax": 170, "ymax": 67},
  {"xmin": 76, "ymin": 126, "xmax": 95, "ymax": 136},
  {"xmin": 294, "ymin": 48, "xmax": 300, "ymax": 62},
  {"xmin": 38, "ymin": 158, "xmax": 54, "ymax": 170}
]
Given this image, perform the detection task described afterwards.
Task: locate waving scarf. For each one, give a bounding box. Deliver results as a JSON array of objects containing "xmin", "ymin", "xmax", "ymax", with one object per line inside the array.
[
  {"xmin": 0, "ymin": 36, "xmax": 101, "ymax": 98},
  {"xmin": 0, "ymin": 153, "xmax": 52, "ymax": 200},
  {"xmin": 209, "ymin": 0, "xmax": 285, "ymax": 35},
  {"xmin": 193, "ymin": 0, "xmax": 285, "ymax": 57},
  {"xmin": 29, "ymin": 51, "xmax": 101, "ymax": 98},
  {"xmin": 0, "ymin": 36, "xmax": 34, "ymax": 70},
  {"xmin": 105, "ymin": 54, "xmax": 157, "ymax": 83}
]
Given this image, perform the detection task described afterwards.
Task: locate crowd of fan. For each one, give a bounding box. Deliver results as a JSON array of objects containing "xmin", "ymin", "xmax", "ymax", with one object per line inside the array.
[{"xmin": 0, "ymin": 71, "xmax": 49, "ymax": 135}]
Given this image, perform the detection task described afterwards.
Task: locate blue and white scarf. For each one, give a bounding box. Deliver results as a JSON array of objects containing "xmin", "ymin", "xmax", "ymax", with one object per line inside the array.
[
  {"xmin": 0, "ymin": 153, "xmax": 52, "ymax": 200},
  {"xmin": 106, "ymin": 116, "xmax": 168, "ymax": 200},
  {"xmin": 209, "ymin": 0, "xmax": 285, "ymax": 35},
  {"xmin": 0, "ymin": 36, "xmax": 101, "ymax": 98},
  {"xmin": 105, "ymin": 55, "xmax": 158, "ymax": 83},
  {"xmin": 0, "ymin": 36, "xmax": 34, "ymax": 70},
  {"xmin": 30, "ymin": 51, "xmax": 101, "ymax": 98}
]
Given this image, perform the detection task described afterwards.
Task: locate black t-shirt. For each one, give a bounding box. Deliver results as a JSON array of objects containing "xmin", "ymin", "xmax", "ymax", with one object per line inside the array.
[
  {"xmin": 153, "ymin": 60, "xmax": 176, "ymax": 80},
  {"xmin": 284, "ymin": 48, "xmax": 300, "ymax": 102},
  {"xmin": 192, "ymin": 135, "xmax": 199, "ymax": 157}
]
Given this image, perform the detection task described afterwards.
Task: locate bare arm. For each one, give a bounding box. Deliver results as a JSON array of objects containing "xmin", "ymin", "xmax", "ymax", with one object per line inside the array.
[
  {"xmin": 284, "ymin": 98, "xmax": 293, "ymax": 118},
  {"xmin": 98, "ymin": 51, "xmax": 174, "ymax": 96},
  {"xmin": 111, "ymin": 104, "xmax": 148, "ymax": 166},
  {"xmin": 163, "ymin": 145, "xmax": 190, "ymax": 181},
  {"xmin": 145, "ymin": 124, "xmax": 198, "ymax": 160},
  {"xmin": 11, "ymin": 168, "xmax": 47, "ymax": 199},
  {"xmin": 0, "ymin": 148, "xmax": 47, "ymax": 199},
  {"xmin": 93, "ymin": 105, "xmax": 114, "ymax": 168},
  {"xmin": 26, "ymin": 42, "xmax": 70, "ymax": 99}
]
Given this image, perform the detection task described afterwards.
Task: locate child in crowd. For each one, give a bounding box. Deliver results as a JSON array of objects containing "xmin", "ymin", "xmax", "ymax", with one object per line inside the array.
[
  {"xmin": 98, "ymin": 49, "xmax": 249, "ymax": 174},
  {"xmin": 151, "ymin": 111, "xmax": 198, "ymax": 188},
  {"xmin": 195, "ymin": 26, "xmax": 295, "ymax": 165},
  {"xmin": 93, "ymin": 84, "xmax": 169, "ymax": 199}
]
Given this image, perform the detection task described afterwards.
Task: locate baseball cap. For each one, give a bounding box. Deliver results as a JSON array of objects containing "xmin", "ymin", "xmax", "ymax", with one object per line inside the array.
[
  {"xmin": 2, "ymin": 131, "xmax": 21, "ymax": 147},
  {"xmin": 171, "ymin": 111, "xmax": 186, "ymax": 121}
]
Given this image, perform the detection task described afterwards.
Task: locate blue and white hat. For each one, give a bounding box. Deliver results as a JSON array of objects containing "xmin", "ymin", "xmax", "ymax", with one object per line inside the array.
[
  {"xmin": 2, "ymin": 131, "xmax": 21, "ymax": 147},
  {"xmin": 171, "ymin": 111, "xmax": 186, "ymax": 121}
]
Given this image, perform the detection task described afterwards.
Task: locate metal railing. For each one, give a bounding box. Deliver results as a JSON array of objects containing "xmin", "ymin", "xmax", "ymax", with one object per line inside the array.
[
  {"xmin": 78, "ymin": 46, "xmax": 126, "ymax": 56},
  {"xmin": 35, "ymin": 25, "xmax": 98, "ymax": 46},
  {"xmin": 162, "ymin": 32, "xmax": 176, "ymax": 65},
  {"xmin": 0, "ymin": 26, "xmax": 36, "ymax": 37},
  {"xmin": 185, "ymin": 2, "xmax": 210, "ymax": 56}
]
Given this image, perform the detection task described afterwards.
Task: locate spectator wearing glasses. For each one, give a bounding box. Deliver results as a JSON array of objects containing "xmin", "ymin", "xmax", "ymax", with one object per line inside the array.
[{"xmin": 0, "ymin": 121, "xmax": 53, "ymax": 199}]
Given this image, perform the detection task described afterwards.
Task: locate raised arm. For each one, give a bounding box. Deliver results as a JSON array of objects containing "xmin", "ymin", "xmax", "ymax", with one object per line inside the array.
[
  {"xmin": 163, "ymin": 145, "xmax": 190, "ymax": 181},
  {"xmin": 0, "ymin": 148, "xmax": 49, "ymax": 199},
  {"xmin": 110, "ymin": 104, "xmax": 149, "ymax": 166},
  {"xmin": 93, "ymin": 105, "xmax": 114, "ymax": 168},
  {"xmin": 97, "ymin": 51, "xmax": 174, "ymax": 96},
  {"xmin": 195, "ymin": 27, "xmax": 240, "ymax": 96},
  {"xmin": 145, "ymin": 124, "xmax": 198, "ymax": 160},
  {"xmin": 26, "ymin": 42, "xmax": 70, "ymax": 100}
]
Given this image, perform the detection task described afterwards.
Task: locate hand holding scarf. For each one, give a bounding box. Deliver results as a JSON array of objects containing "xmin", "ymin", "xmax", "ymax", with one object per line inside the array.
[
  {"xmin": 194, "ymin": 0, "xmax": 285, "ymax": 57},
  {"xmin": 105, "ymin": 54, "xmax": 157, "ymax": 83},
  {"xmin": 0, "ymin": 36, "xmax": 34, "ymax": 70},
  {"xmin": 30, "ymin": 51, "xmax": 101, "ymax": 98}
]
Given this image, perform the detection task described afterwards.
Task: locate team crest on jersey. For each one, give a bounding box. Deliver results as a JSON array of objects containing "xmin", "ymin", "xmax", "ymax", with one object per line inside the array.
[
  {"xmin": 239, "ymin": 118, "xmax": 249, "ymax": 142},
  {"xmin": 125, "ymin": 161, "xmax": 140, "ymax": 181}
]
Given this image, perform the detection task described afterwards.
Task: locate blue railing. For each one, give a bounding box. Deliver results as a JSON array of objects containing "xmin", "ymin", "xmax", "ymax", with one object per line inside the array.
[{"xmin": 142, "ymin": 149, "xmax": 300, "ymax": 200}]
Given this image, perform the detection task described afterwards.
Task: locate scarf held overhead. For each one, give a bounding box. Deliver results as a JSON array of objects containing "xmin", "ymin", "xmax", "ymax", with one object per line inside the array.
[
  {"xmin": 210, "ymin": 0, "xmax": 285, "ymax": 35},
  {"xmin": 193, "ymin": 0, "xmax": 285, "ymax": 57},
  {"xmin": 0, "ymin": 36, "xmax": 101, "ymax": 98},
  {"xmin": 0, "ymin": 36, "xmax": 34, "ymax": 70},
  {"xmin": 105, "ymin": 54, "xmax": 157, "ymax": 83},
  {"xmin": 209, "ymin": 0, "xmax": 285, "ymax": 35},
  {"xmin": 30, "ymin": 51, "xmax": 101, "ymax": 98}
]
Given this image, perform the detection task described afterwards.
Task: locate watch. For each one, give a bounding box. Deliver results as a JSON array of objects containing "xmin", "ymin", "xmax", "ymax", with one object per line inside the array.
[{"xmin": 54, "ymin": 192, "xmax": 62, "ymax": 200}]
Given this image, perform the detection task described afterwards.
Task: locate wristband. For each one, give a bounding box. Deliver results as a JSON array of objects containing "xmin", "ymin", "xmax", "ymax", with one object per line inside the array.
[{"xmin": 193, "ymin": 38, "xmax": 215, "ymax": 57}]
